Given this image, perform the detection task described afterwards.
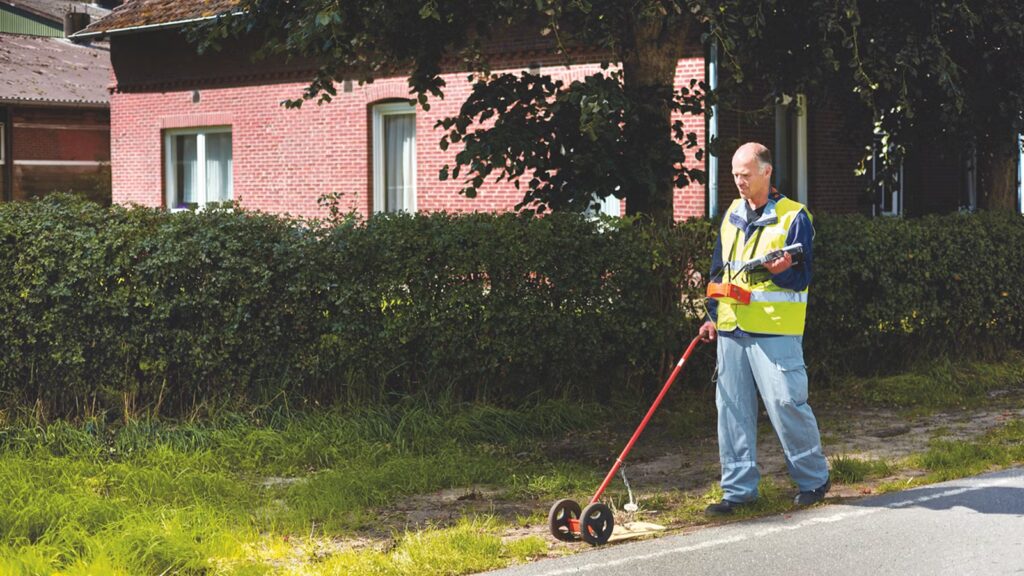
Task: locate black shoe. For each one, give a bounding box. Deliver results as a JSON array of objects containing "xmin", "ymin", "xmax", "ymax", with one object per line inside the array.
[
  {"xmin": 793, "ymin": 477, "xmax": 831, "ymax": 507},
  {"xmin": 705, "ymin": 499, "xmax": 752, "ymax": 517}
]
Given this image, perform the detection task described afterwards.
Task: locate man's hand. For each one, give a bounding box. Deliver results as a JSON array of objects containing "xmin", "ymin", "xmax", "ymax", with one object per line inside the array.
[
  {"xmin": 764, "ymin": 251, "xmax": 793, "ymax": 275},
  {"xmin": 699, "ymin": 320, "xmax": 717, "ymax": 342}
]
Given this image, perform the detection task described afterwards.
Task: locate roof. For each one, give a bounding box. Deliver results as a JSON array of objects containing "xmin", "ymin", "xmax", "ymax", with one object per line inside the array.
[
  {"xmin": 0, "ymin": 34, "xmax": 111, "ymax": 106},
  {"xmin": 0, "ymin": 1, "xmax": 110, "ymax": 24},
  {"xmin": 75, "ymin": 0, "xmax": 238, "ymax": 38}
]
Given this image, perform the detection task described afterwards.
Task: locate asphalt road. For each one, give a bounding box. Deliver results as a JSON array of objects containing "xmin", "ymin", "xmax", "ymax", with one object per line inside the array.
[{"xmin": 485, "ymin": 467, "xmax": 1024, "ymax": 576}]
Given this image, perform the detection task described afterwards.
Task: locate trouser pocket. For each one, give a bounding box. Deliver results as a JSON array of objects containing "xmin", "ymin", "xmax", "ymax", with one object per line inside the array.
[{"xmin": 774, "ymin": 354, "xmax": 808, "ymax": 406}]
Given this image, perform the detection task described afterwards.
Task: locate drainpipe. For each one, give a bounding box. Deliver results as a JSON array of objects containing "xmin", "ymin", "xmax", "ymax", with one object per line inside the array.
[
  {"xmin": 706, "ymin": 39, "xmax": 719, "ymax": 218},
  {"xmin": 1018, "ymin": 134, "xmax": 1023, "ymax": 214}
]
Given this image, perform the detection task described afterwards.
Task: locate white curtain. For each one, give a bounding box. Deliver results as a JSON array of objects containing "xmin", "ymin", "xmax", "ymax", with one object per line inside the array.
[
  {"xmin": 384, "ymin": 114, "xmax": 415, "ymax": 212},
  {"xmin": 205, "ymin": 132, "xmax": 233, "ymax": 204},
  {"xmin": 175, "ymin": 134, "xmax": 198, "ymax": 206}
]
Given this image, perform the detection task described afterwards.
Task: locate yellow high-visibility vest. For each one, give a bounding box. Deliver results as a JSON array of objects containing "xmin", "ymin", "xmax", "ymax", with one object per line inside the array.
[{"xmin": 716, "ymin": 196, "xmax": 811, "ymax": 336}]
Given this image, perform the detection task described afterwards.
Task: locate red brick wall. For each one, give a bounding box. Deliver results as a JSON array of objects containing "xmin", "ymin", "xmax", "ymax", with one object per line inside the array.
[
  {"xmin": 9, "ymin": 106, "xmax": 110, "ymax": 202},
  {"xmin": 109, "ymin": 32, "xmax": 707, "ymax": 220},
  {"xmin": 109, "ymin": 29, "xmax": 977, "ymax": 220},
  {"xmin": 672, "ymin": 57, "xmax": 707, "ymax": 221},
  {"xmin": 901, "ymin": 142, "xmax": 967, "ymax": 216},
  {"xmin": 806, "ymin": 103, "xmax": 871, "ymax": 215}
]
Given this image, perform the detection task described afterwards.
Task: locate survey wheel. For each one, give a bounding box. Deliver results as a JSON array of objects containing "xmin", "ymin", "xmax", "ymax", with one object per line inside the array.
[
  {"xmin": 548, "ymin": 498, "xmax": 581, "ymax": 542},
  {"xmin": 579, "ymin": 502, "xmax": 614, "ymax": 545}
]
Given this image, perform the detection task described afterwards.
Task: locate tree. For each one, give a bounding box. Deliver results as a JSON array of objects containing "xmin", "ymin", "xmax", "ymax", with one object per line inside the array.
[
  {"xmin": 198, "ymin": 0, "xmax": 1024, "ymax": 217},
  {"xmin": 705, "ymin": 0, "xmax": 1024, "ymax": 211},
  {"xmin": 198, "ymin": 0, "xmax": 708, "ymax": 225}
]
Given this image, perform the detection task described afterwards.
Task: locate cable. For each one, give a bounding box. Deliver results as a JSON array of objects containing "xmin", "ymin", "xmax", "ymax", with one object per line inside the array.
[{"xmin": 619, "ymin": 465, "xmax": 638, "ymax": 512}]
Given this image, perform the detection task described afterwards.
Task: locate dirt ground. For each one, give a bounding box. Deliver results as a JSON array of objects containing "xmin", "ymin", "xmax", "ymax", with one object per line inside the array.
[{"xmin": 628, "ymin": 388, "xmax": 1024, "ymax": 494}]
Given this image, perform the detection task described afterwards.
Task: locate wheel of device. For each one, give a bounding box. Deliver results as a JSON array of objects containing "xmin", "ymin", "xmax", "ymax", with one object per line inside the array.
[
  {"xmin": 548, "ymin": 498, "xmax": 581, "ymax": 542},
  {"xmin": 579, "ymin": 502, "xmax": 614, "ymax": 545}
]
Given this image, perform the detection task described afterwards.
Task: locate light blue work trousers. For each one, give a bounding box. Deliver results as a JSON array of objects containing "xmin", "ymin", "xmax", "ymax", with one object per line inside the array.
[{"xmin": 716, "ymin": 334, "xmax": 829, "ymax": 502}]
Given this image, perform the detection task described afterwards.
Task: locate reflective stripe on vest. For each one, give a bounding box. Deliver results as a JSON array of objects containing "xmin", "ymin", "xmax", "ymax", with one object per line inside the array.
[
  {"xmin": 715, "ymin": 197, "xmax": 810, "ymax": 336},
  {"xmin": 748, "ymin": 291, "xmax": 808, "ymax": 304}
]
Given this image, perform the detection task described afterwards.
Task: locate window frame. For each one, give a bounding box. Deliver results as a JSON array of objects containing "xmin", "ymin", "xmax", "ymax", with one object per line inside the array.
[
  {"xmin": 964, "ymin": 149, "xmax": 978, "ymax": 212},
  {"xmin": 372, "ymin": 101, "xmax": 417, "ymax": 214},
  {"xmin": 582, "ymin": 193, "xmax": 621, "ymax": 219},
  {"xmin": 163, "ymin": 126, "xmax": 233, "ymax": 211},
  {"xmin": 773, "ymin": 93, "xmax": 809, "ymax": 206},
  {"xmin": 596, "ymin": 194, "xmax": 621, "ymax": 217},
  {"xmin": 870, "ymin": 133, "xmax": 904, "ymax": 217}
]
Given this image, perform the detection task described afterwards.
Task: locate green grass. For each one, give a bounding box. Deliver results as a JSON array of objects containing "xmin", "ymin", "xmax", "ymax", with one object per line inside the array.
[
  {"xmin": 656, "ymin": 476, "xmax": 798, "ymax": 526},
  {"xmin": 869, "ymin": 420, "xmax": 1024, "ymax": 495},
  {"xmin": 306, "ymin": 518, "xmax": 548, "ymax": 576},
  {"xmin": 911, "ymin": 419, "xmax": 1024, "ymax": 482},
  {"xmin": 0, "ymin": 401, "xmax": 600, "ymax": 575},
  {"xmin": 832, "ymin": 352, "xmax": 1024, "ymax": 410},
  {"xmin": 828, "ymin": 455, "xmax": 894, "ymax": 484}
]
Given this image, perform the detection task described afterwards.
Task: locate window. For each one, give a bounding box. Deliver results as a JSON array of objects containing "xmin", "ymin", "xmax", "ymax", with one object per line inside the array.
[
  {"xmin": 595, "ymin": 194, "xmax": 621, "ymax": 217},
  {"xmin": 773, "ymin": 94, "xmax": 808, "ymax": 205},
  {"xmin": 582, "ymin": 193, "xmax": 621, "ymax": 218},
  {"xmin": 163, "ymin": 127, "xmax": 232, "ymax": 209},
  {"xmin": 870, "ymin": 132, "xmax": 903, "ymax": 217},
  {"xmin": 0, "ymin": 122, "xmax": 5, "ymax": 164},
  {"xmin": 372, "ymin": 102, "xmax": 417, "ymax": 213}
]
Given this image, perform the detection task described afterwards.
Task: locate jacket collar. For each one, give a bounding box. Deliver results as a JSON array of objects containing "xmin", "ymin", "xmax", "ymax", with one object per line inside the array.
[{"xmin": 729, "ymin": 189, "xmax": 784, "ymax": 229}]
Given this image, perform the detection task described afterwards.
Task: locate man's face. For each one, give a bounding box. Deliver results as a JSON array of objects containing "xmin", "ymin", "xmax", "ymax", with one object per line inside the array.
[{"xmin": 732, "ymin": 153, "xmax": 771, "ymax": 204}]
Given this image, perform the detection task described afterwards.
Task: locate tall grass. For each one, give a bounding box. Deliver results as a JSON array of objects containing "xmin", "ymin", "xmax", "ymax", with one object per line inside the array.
[
  {"xmin": 0, "ymin": 400, "xmax": 601, "ymax": 575},
  {"xmin": 828, "ymin": 455, "xmax": 894, "ymax": 484}
]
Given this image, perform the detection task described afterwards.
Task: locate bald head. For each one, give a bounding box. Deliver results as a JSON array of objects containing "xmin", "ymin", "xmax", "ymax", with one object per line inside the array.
[
  {"xmin": 731, "ymin": 142, "xmax": 773, "ymax": 208},
  {"xmin": 733, "ymin": 142, "xmax": 772, "ymax": 171}
]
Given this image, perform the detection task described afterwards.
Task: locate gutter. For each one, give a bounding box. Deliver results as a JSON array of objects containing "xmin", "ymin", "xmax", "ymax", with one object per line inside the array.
[
  {"xmin": 71, "ymin": 11, "xmax": 243, "ymax": 40},
  {"xmin": 0, "ymin": 98, "xmax": 108, "ymax": 109}
]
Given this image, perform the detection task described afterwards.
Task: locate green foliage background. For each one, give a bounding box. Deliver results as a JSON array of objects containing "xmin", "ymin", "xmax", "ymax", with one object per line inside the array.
[{"xmin": 1, "ymin": 196, "xmax": 1021, "ymax": 417}]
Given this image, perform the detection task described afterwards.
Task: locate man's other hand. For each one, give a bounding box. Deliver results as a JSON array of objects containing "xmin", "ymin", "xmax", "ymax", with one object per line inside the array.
[
  {"xmin": 699, "ymin": 321, "xmax": 717, "ymax": 342},
  {"xmin": 764, "ymin": 251, "xmax": 793, "ymax": 275}
]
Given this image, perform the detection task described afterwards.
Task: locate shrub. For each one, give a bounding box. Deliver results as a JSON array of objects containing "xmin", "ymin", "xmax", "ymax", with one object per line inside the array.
[{"xmin": 1, "ymin": 196, "xmax": 1021, "ymax": 417}]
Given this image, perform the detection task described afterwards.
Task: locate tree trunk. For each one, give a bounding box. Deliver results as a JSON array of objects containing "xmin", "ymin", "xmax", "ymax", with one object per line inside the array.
[
  {"xmin": 619, "ymin": 10, "xmax": 699, "ymax": 393},
  {"xmin": 977, "ymin": 132, "xmax": 1019, "ymax": 212},
  {"xmin": 620, "ymin": 11, "xmax": 694, "ymax": 226}
]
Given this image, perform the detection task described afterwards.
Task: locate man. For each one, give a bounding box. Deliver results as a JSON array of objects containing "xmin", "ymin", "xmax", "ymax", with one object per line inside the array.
[{"xmin": 700, "ymin": 142, "xmax": 830, "ymax": 516}]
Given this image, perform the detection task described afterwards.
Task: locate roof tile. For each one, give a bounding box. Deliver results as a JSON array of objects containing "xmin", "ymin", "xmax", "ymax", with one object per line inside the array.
[
  {"xmin": 0, "ymin": 34, "xmax": 111, "ymax": 105},
  {"xmin": 76, "ymin": 0, "xmax": 238, "ymax": 37}
]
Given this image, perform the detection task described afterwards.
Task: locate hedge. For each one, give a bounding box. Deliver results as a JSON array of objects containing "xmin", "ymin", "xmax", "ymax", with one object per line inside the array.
[
  {"xmin": 0, "ymin": 196, "xmax": 711, "ymax": 416},
  {"xmin": 810, "ymin": 212, "xmax": 1024, "ymax": 373},
  {"xmin": 1, "ymin": 196, "xmax": 1022, "ymax": 417}
]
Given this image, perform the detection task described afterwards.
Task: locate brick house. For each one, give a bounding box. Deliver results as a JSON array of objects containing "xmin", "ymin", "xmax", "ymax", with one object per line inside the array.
[
  {"xmin": 73, "ymin": 0, "xmax": 1018, "ymax": 220},
  {"xmin": 0, "ymin": 0, "xmax": 118, "ymax": 204}
]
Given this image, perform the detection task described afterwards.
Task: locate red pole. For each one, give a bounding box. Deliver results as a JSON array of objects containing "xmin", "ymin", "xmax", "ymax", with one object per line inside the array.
[{"xmin": 589, "ymin": 335, "xmax": 703, "ymax": 505}]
